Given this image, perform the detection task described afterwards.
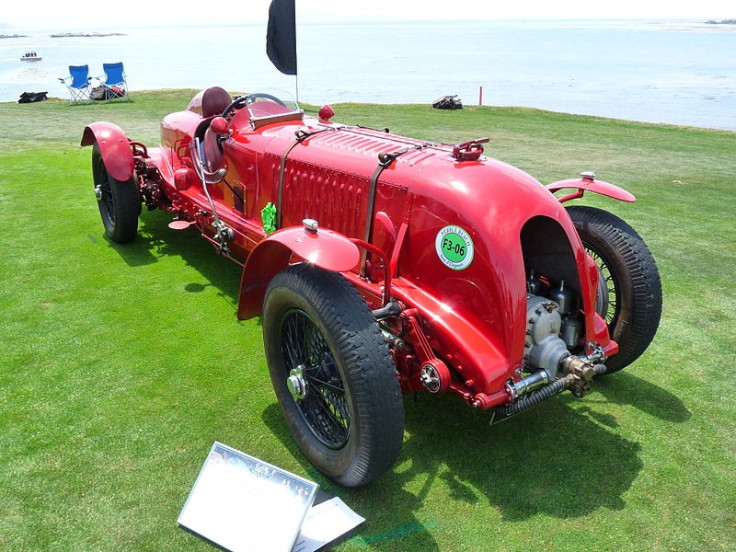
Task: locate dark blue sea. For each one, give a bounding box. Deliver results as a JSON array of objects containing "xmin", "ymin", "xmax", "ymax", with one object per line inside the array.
[{"xmin": 1, "ymin": 19, "xmax": 735, "ymax": 130}]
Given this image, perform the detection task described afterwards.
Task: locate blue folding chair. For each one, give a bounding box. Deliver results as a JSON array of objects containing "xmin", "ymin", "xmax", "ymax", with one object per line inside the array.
[
  {"xmin": 98, "ymin": 62, "xmax": 130, "ymax": 102},
  {"xmin": 58, "ymin": 65, "xmax": 92, "ymax": 104}
]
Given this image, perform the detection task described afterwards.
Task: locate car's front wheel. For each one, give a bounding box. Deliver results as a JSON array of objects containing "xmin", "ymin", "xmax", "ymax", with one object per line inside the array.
[
  {"xmin": 91, "ymin": 143, "xmax": 140, "ymax": 243},
  {"xmin": 567, "ymin": 206, "xmax": 662, "ymax": 373},
  {"xmin": 263, "ymin": 264, "xmax": 405, "ymax": 487}
]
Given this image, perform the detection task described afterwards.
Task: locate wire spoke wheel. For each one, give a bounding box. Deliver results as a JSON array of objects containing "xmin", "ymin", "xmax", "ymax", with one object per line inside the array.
[
  {"xmin": 567, "ymin": 206, "xmax": 662, "ymax": 373},
  {"xmin": 281, "ymin": 309, "xmax": 350, "ymax": 448},
  {"xmin": 263, "ymin": 264, "xmax": 405, "ymax": 486},
  {"xmin": 91, "ymin": 143, "xmax": 140, "ymax": 243},
  {"xmin": 585, "ymin": 246, "xmax": 619, "ymax": 327},
  {"xmin": 95, "ymin": 164, "xmax": 116, "ymax": 228}
]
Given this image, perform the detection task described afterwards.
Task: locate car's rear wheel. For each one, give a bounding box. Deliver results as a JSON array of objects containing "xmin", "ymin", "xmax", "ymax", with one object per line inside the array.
[
  {"xmin": 567, "ymin": 206, "xmax": 662, "ymax": 373},
  {"xmin": 92, "ymin": 143, "xmax": 140, "ymax": 243},
  {"xmin": 263, "ymin": 264, "xmax": 404, "ymax": 487}
]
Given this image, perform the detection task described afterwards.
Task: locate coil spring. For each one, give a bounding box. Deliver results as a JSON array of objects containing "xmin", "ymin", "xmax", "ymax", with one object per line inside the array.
[{"xmin": 495, "ymin": 378, "xmax": 567, "ymax": 417}]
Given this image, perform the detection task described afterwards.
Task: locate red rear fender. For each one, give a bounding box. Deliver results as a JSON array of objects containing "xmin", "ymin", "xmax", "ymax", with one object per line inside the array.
[
  {"xmin": 547, "ymin": 173, "xmax": 636, "ymax": 203},
  {"xmin": 237, "ymin": 224, "xmax": 361, "ymax": 320},
  {"xmin": 81, "ymin": 122, "xmax": 135, "ymax": 182}
]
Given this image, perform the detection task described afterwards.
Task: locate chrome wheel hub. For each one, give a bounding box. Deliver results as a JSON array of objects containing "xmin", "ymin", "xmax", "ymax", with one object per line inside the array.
[{"xmin": 287, "ymin": 364, "xmax": 308, "ymax": 401}]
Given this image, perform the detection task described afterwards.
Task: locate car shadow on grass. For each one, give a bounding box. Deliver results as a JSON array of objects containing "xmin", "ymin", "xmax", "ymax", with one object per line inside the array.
[
  {"xmin": 105, "ymin": 209, "xmax": 242, "ymax": 306},
  {"xmin": 594, "ymin": 371, "xmax": 691, "ymax": 423},
  {"xmin": 391, "ymin": 369, "xmax": 686, "ymax": 523},
  {"xmin": 261, "ymin": 380, "xmax": 648, "ymax": 549},
  {"xmin": 277, "ymin": 384, "xmax": 651, "ymax": 522},
  {"xmin": 397, "ymin": 392, "xmax": 643, "ymax": 522}
]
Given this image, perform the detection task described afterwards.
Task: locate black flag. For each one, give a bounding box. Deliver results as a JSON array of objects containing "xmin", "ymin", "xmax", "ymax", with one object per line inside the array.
[{"xmin": 266, "ymin": 0, "xmax": 297, "ymax": 75}]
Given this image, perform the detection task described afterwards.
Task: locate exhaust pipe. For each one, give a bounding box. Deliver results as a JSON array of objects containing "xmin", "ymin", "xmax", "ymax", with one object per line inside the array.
[{"xmin": 491, "ymin": 355, "xmax": 607, "ymax": 424}]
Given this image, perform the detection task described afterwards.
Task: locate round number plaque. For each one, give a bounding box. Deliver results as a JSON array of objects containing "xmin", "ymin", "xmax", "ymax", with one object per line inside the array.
[{"xmin": 435, "ymin": 225, "xmax": 474, "ymax": 270}]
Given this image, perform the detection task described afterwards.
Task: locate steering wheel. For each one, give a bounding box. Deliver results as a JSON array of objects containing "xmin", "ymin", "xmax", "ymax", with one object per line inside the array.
[
  {"xmin": 244, "ymin": 93, "xmax": 287, "ymax": 107},
  {"xmin": 220, "ymin": 95, "xmax": 248, "ymax": 119},
  {"xmin": 221, "ymin": 93, "xmax": 288, "ymax": 119}
]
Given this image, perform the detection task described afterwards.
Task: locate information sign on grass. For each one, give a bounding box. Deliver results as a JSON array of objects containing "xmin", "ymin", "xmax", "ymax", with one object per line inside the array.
[{"xmin": 178, "ymin": 442, "xmax": 318, "ymax": 552}]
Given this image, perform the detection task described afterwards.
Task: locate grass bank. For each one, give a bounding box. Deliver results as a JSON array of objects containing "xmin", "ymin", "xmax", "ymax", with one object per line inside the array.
[{"xmin": 1, "ymin": 91, "xmax": 734, "ymax": 551}]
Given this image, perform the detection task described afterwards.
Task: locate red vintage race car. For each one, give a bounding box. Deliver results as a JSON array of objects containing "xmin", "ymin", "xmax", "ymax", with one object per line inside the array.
[{"xmin": 82, "ymin": 87, "xmax": 661, "ymax": 486}]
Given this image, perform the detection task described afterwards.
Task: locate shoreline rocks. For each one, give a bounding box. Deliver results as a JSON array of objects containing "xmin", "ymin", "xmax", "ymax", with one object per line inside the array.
[{"xmin": 49, "ymin": 32, "xmax": 126, "ymax": 38}]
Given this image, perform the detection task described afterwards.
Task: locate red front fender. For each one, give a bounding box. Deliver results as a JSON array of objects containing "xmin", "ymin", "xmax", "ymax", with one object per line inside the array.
[
  {"xmin": 81, "ymin": 122, "xmax": 135, "ymax": 183},
  {"xmin": 236, "ymin": 225, "xmax": 361, "ymax": 320},
  {"xmin": 547, "ymin": 172, "xmax": 636, "ymax": 203}
]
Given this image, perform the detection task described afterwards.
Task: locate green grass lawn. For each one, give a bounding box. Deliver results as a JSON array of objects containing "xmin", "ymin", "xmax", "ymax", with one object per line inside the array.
[{"xmin": 1, "ymin": 91, "xmax": 734, "ymax": 551}]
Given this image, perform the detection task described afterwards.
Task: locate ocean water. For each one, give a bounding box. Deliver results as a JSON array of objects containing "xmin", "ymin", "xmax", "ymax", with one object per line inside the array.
[{"xmin": 1, "ymin": 19, "xmax": 735, "ymax": 130}]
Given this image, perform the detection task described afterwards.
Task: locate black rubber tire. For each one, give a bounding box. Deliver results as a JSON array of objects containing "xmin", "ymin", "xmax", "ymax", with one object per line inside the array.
[
  {"xmin": 92, "ymin": 143, "xmax": 140, "ymax": 243},
  {"xmin": 263, "ymin": 264, "xmax": 404, "ymax": 487},
  {"xmin": 567, "ymin": 206, "xmax": 662, "ymax": 373}
]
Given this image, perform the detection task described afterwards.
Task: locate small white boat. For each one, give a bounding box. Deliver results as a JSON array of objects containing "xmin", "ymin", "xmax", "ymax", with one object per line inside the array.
[{"xmin": 20, "ymin": 52, "xmax": 42, "ymax": 62}]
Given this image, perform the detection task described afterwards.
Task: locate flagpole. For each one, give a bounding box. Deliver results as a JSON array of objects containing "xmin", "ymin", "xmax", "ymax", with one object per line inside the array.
[{"xmin": 294, "ymin": 7, "xmax": 299, "ymax": 105}]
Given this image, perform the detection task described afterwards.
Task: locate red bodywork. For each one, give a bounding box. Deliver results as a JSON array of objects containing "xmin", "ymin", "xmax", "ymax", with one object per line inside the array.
[{"xmin": 82, "ymin": 89, "xmax": 625, "ymax": 410}]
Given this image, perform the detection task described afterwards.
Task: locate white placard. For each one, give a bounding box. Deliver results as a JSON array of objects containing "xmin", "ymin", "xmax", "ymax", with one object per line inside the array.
[
  {"xmin": 295, "ymin": 497, "xmax": 365, "ymax": 552},
  {"xmin": 178, "ymin": 442, "xmax": 318, "ymax": 552}
]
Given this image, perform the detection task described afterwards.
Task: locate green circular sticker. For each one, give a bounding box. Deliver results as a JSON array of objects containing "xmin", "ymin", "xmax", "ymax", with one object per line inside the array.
[{"xmin": 435, "ymin": 225, "xmax": 474, "ymax": 270}]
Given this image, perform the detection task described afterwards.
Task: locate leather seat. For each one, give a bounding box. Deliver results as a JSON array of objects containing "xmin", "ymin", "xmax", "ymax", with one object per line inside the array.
[{"xmin": 187, "ymin": 86, "xmax": 232, "ymax": 118}]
